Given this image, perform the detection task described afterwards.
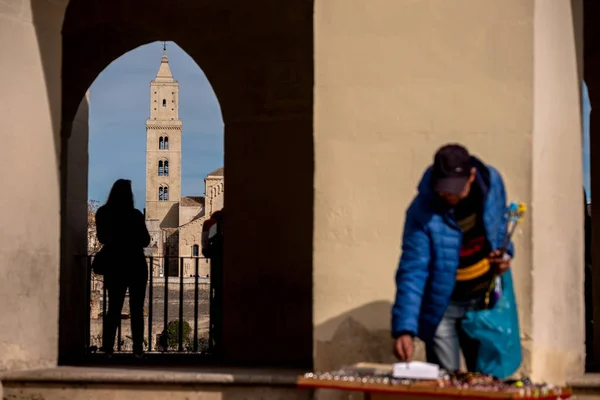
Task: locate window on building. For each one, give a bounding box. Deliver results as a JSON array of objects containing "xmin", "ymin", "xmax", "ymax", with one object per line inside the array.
[
  {"xmin": 164, "ymin": 137, "xmax": 169, "ymax": 150},
  {"xmin": 192, "ymin": 244, "xmax": 199, "ymax": 257},
  {"xmin": 164, "ymin": 161, "xmax": 169, "ymax": 176},
  {"xmin": 159, "ymin": 187, "xmax": 164, "ymax": 201},
  {"xmin": 162, "ymin": 99, "xmax": 166, "ymax": 107},
  {"xmin": 159, "ymin": 137, "xmax": 164, "ymax": 149},
  {"xmin": 158, "ymin": 160, "xmax": 164, "ymax": 176},
  {"xmin": 164, "ymin": 187, "xmax": 169, "ymax": 201}
]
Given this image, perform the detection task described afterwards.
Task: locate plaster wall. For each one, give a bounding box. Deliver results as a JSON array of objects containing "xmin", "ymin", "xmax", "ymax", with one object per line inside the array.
[
  {"xmin": 312, "ymin": 0, "xmax": 582, "ymax": 383},
  {"xmin": 312, "ymin": 0, "xmax": 585, "ymax": 384},
  {"xmin": 0, "ymin": 0, "xmax": 66, "ymax": 370}
]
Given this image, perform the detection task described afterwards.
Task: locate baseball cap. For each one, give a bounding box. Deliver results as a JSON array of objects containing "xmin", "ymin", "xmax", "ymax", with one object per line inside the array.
[{"xmin": 431, "ymin": 144, "xmax": 472, "ymax": 195}]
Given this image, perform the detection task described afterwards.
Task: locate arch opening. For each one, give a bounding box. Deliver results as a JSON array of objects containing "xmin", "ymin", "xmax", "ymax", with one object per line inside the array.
[
  {"xmin": 72, "ymin": 39, "xmax": 224, "ymax": 358},
  {"xmin": 60, "ymin": 0, "xmax": 314, "ymax": 369}
]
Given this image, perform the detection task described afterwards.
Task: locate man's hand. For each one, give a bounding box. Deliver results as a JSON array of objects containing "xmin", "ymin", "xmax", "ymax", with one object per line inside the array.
[
  {"xmin": 488, "ymin": 249, "xmax": 510, "ymax": 275},
  {"xmin": 394, "ymin": 334, "xmax": 414, "ymax": 362}
]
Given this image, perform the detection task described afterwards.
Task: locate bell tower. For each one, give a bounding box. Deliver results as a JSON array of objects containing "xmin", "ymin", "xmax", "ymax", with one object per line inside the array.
[{"xmin": 145, "ymin": 42, "xmax": 182, "ymax": 228}]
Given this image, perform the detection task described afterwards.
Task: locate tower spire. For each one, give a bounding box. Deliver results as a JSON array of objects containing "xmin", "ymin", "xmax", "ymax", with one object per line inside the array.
[
  {"xmin": 155, "ymin": 41, "xmax": 173, "ymax": 82},
  {"xmin": 161, "ymin": 41, "xmax": 168, "ymax": 63}
]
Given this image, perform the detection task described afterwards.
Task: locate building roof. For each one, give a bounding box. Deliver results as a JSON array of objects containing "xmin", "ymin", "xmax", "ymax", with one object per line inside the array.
[
  {"xmin": 207, "ymin": 167, "xmax": 224, "ymax": 177},
  {"xmin": 154, "ymin": 43, "xmax": 174, "ymax": 83},
  {"xmin": 180, "ymin": 196, "xmax": 205, "ymax": 207}
]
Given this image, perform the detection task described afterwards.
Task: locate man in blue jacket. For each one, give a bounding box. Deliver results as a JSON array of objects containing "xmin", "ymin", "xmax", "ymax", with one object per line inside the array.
[{"xmin": 392, "ymin": 143, "xmax": 512, "ymax": 372}]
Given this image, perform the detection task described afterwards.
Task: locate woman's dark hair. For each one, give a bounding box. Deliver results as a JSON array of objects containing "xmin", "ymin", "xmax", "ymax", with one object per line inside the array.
[{"xmin": 105, "ymin": 179, "xmax": 134, "ymax": 210}]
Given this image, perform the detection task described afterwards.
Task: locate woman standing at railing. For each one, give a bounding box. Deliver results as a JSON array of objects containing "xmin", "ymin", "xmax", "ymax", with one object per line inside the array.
[{"xmin": 95, "ymin": 179, "xmax": 150, "ymax": 358}]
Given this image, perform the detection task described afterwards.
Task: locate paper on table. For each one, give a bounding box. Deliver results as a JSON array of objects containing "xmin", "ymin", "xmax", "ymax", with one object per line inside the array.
[{"xmin": 392, "ymin": 361, "xmax": 440, "ymax": 380}]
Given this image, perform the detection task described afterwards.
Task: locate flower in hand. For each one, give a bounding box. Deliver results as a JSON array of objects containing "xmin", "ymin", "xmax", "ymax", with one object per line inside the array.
[{"xmin": 488, "ymin": 249, "xmax": 510, "ymax": 275}]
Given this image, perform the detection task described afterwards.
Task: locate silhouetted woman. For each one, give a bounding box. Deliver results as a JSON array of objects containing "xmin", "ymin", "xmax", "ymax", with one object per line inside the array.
[{"xmin": 96, "ymin": 179, "xmax": 150, "ymax": 357}]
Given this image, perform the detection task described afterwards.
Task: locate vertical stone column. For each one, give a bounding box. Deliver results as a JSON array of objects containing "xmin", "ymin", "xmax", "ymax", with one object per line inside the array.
[
  {"xmin": 530, "ymin": 0, "xmax": 584, "ymax": 383},
  {"xmin": 0, "ymin": 0, "xmax": 66, "ymax": 370},
  {"xmin": 59, "ymin": 92, "xmax": 89, "ymax": 363}
]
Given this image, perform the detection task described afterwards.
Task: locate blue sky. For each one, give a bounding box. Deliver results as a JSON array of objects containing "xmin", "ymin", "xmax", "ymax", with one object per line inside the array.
[
  {"xmin": 88, "ymin": 41, "xmax": 224, "ymax": 209},
  {"xmin": 583, "ymin": 81, "xmax": 591, "ymax": 203}
]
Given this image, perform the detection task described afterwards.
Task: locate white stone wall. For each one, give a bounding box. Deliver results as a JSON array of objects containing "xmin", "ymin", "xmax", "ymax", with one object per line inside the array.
[
  {"xmin": 205, "ymin": 177, "xmax": 224, "ymax": 215},
  {"xmin": 179, "ymin": 204, "xmax": 203, "ymax": 225}
]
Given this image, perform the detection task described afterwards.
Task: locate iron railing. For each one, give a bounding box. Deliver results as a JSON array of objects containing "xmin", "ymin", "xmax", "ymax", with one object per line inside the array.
[{"xmin": 82, "ymin": 255, "xmax": 219, "ymax": 362}]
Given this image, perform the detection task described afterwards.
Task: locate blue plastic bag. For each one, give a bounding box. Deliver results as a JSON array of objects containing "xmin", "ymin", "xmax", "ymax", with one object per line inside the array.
[{"xmin": 461, "ymin": 270, "xmax": 522, "ymax": 379}]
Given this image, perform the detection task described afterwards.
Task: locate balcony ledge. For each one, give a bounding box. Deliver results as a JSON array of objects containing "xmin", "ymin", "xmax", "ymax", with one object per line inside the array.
[
  {"xmin": 568, "ymin": 373, "xmax": 600, "ymax": 390},
  {"xmin": 0, "ymin": 366, "xmax": 303, "ymax": 387}
]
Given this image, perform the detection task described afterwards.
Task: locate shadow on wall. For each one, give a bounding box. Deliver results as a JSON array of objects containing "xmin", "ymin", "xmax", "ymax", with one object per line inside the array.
[
  {"xmin": 314, "ymin": 301, "xmax": 426, "ymax": 372},
  {"xmin": 31, "ymin": 0, "xmax": 63, "ymax": 161},
  {"xmin": 313, "ymin": 301, "xmax": 426, "ymax": 400},
  {"xmin": 160, "ymin": 204, "xmax": 180, "ymax": 229},
  {"xmin": 314, "ymin": 300, "xmax": 532, "ymax": 384}
]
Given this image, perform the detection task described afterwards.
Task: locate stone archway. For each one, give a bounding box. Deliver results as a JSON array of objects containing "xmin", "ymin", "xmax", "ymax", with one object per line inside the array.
[{"xmin": 60, "ymin": 0, "xmax": 314, "ymax": 368}]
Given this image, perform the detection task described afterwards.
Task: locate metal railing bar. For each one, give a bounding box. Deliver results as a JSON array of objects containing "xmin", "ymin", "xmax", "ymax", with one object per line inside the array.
[
  {"xmin": 178, "ymin": 257, "xmax": 184, "ymax": 352},
  {"xmin": 193, "ymin": 257, "xmax": 199, "ymax": 352},
  {"xmin": 82, "ymin": 254, "xmax": 213, "ymax": 357},
  {"xmin": 85, "ymin": 255, "xmax": 92, "ymax": 352},
  {"xmin": 147, "ymin": 256, "xmax": 153, "ymax": 352},
  {"xmin": 163, "ymin": 255, "xmax": 169, "ymax": 352}
]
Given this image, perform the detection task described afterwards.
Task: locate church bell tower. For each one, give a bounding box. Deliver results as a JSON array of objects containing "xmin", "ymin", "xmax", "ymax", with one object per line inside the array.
[{"xmin": 145, "ymin": 43, "xmax": 182, "ymax": 228}]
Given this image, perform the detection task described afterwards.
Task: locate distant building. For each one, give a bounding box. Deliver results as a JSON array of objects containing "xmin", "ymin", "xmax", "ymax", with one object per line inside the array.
[
  {"xmin": 588, "ymin": 202, "xmax": 592, "ymax": 217},
  {"xmin": 144, "ymin": 46, "xmax": 223, "ymax": 277}
]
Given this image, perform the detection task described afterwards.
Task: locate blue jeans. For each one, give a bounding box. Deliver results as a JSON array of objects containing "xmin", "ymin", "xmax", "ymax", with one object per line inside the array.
[{"xmin": 425, "ymin": 298, "xmax": 482, "ymax": 372}]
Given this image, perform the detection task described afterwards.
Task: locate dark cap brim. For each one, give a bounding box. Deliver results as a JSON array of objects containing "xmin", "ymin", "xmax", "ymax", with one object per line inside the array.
[{"xmin": 433, "ymin": 177, "xmax": 468, "ymax": 195}]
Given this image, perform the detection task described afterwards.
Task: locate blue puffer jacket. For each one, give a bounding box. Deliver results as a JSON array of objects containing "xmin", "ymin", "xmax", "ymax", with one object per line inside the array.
[{"xmin": 391, "ymin": 157, "xmax": 513, "ymax": 342}]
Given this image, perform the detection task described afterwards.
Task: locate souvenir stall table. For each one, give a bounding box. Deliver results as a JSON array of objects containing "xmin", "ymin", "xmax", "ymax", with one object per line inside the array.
[{"xmin": 297, "ymin": 363, "xmax": 572, "ymax": 400}]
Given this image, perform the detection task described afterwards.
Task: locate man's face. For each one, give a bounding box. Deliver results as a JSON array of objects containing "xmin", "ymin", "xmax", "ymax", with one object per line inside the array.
[{"xmin": 437, "ymin": 168, "xmax": 477, "ymax": 206}]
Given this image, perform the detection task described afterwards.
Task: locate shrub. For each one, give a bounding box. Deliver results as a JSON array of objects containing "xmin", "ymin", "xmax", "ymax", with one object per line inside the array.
[{"xmin": 157, "ymin": 320, "xmax": 192, "ymax": 350}]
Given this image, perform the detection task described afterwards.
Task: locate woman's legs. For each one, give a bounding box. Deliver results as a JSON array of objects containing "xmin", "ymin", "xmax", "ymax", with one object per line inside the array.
[
  {"xmin": 128, "ymin": 267, "xmax": 148, "ymax": 355},
  {"xmin": 102, "ymin": 278, "xmax": 128, "ymax": 354}
]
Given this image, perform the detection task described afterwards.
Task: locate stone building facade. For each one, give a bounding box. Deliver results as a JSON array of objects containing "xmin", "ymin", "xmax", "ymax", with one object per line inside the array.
[{"xmin": 144, "ymin": 46, "xmax": 224, "ymax": 278}]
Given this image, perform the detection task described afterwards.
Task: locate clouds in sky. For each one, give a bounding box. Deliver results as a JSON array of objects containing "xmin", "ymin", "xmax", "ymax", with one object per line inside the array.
[{"xmin": 88, "ymin": 41, "xmax": 224, "ymax": 209}]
